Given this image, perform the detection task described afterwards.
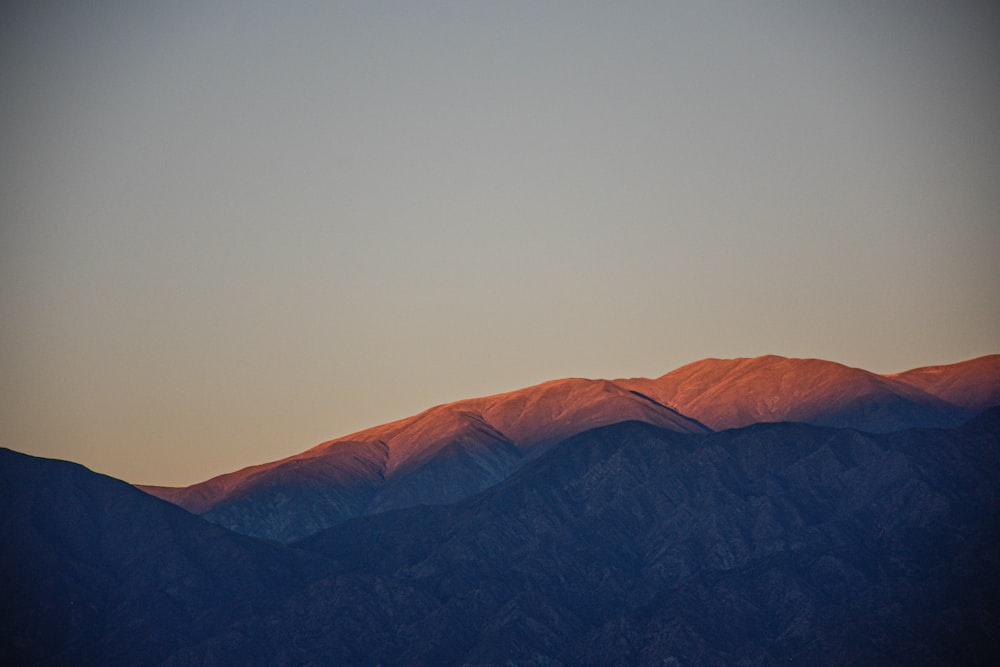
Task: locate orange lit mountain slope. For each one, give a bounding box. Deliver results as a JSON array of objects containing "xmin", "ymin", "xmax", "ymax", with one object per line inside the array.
[
  {"xmin": 889, "ymin": 354, "xmax": 1000, "ymax": 413},
  {"xmin": 142, "ymin": 378, "xmax": 706, "ymax": 542},
  {"xmin": 619, "ymin": 355, "xmax": 994, "ymax": 432},
  {"xmin": 144, "ymin": 355, "xmax": 998, "ymax": 542}
]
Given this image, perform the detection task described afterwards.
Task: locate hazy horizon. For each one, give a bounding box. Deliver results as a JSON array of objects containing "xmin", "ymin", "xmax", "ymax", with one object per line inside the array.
[{"xmin": 2, "ymin": 2, "xmax": 998, "ymax": 486}]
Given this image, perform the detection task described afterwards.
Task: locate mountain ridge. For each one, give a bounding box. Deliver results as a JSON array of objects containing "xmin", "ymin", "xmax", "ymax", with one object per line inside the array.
[
  {"xmin": 142, "ymin": 376, "xmax": 706, "ymax": 541},
  {"xmin": 0, "ymin": 447, "xmax": 326, "ymax": 666},
  {"xmin": 889, "ymin": 354, "xmax": 1000, "ymax": 412},
  {"xmin": 4, "ymin": 408, "xmax": 999, "ymax": 664},
  {"xmin": 142, "ymin": 354, "xmax": 999, "ymax": 542},
  {"xmin": 619, "ymin": 353, "xmax": 998, "ymax": 432},
  {"xmin": 275, "ymin": 409, "xmax": 1000, "ymax": 665}
]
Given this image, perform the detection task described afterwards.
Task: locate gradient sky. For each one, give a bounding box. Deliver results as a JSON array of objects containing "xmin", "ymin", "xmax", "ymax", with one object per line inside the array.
[{"xmin": 2, "ymin": 1, "xmax": 998, "ymax": 486}]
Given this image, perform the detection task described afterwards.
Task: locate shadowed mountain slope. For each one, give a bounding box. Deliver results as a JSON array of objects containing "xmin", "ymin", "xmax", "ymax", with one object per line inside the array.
[
  {"xmin": 0, "ymin": 448, "xmax": 325, "ymax": 667},
  {"xmin": 620, "ymin": 355, "xmax": 996, "ymax": 432},
  {"xmin": 143, "ymin": 378, "xmax": 706, "ymax": 542},
  {"xmin": 171, "ymin": 410, "xmax": 1000, "ymax": 666},
  {"xmin": 4, "ymin": 411, "xmax": 999, "ymax": 665}
]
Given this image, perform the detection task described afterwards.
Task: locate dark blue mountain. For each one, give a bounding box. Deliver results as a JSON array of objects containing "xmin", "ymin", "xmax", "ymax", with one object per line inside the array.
[
  {"xmin": 4, "ymin": 409, "xmax": 998, "ymax": 665},
  {"xmin": 0, "ymin": 448, "xmax": 324, "ymax": 666}
]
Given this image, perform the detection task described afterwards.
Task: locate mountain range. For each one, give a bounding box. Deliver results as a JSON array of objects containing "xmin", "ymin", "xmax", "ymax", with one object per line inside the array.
[
  {"xmin": 142, "ymin": 354, "xmax": 999, "ymax": 542},
  {"xmin": 3, "ymin": 354, "xmax": 999, "ymax": 665},
  {"xmin": 142, "ymin": 377, "xmax": 707, "ymax": 542},
  {"xmin": 620, "ymin": 354, "xmax": 999, "ymax": 432}
]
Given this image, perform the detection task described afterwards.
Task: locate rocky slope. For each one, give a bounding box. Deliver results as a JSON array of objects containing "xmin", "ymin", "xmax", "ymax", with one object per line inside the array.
[{"xmin": 142, "ymin": 378, "xmax": 706, "ymax": 542}]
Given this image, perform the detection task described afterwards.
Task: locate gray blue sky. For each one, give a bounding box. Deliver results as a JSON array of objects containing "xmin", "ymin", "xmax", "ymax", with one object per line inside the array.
[{"xmin": 2, "ymin": 1, "xmax": 998, "ymax": 485}]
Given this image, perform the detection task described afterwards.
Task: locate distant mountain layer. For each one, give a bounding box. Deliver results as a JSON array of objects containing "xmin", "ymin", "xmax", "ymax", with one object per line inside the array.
[
  {"xmin": 143, "ymin": 355, "xmax": 999, "ymax": 542},
  {"xmin": 5, "ymin": 410, "xmax": 999, "ymax": 665},
  {"xmin": 143, "ymin": 378, "xmax": 706, "ymax": 542},
  {"xmin": 620, "ymin": 354, "xmax": 1000, "ymax": 432}
]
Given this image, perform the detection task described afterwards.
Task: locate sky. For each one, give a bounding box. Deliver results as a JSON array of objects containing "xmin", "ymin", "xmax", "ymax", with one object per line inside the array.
[{"xmin": 2, "ymin": 1, "xmax": 998, "ymax": 486}]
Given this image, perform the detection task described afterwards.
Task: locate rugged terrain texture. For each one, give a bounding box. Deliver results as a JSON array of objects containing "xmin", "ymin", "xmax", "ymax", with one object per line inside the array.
[
  {"xmin": 5, "ymin": 408, "xmax": 999, "ymax": 665},
  {"xmin": 234, "ymin": 411, "xmax": 1000, "ymax": 665}
]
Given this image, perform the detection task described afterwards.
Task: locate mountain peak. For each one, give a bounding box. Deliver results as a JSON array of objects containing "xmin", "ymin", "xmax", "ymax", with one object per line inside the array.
[
  {"xmin": 142, "ymin": 354, "xmax": 997, "ymax": 542},
  {"xmin": 621, "ymin": 354, "xmax": 993, "ymax": 432}
]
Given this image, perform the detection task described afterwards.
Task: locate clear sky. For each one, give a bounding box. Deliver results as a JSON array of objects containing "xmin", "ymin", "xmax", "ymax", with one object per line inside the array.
[{"xmin": 2, "ymin": 1, "xmax": 998, "ymax": 486}]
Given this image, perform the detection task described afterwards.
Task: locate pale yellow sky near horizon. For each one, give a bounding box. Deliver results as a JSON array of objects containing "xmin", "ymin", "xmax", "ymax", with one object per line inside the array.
[{"xmin": 1, "ymin": 1, "xmax": 998, "ymax": 485}]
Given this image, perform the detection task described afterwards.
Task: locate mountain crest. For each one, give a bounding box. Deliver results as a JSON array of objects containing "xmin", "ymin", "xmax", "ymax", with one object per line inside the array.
[
  {"xmin": 619, "ymin": 354, "xmax": 993, "ymax": 432},
  {"xmin": 143, "ymin": 375, "xmax": 705, "ymax": 541},
  {"xmin": 142, "ymin": 355, "xmax": 998, "ymax": 542}
]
